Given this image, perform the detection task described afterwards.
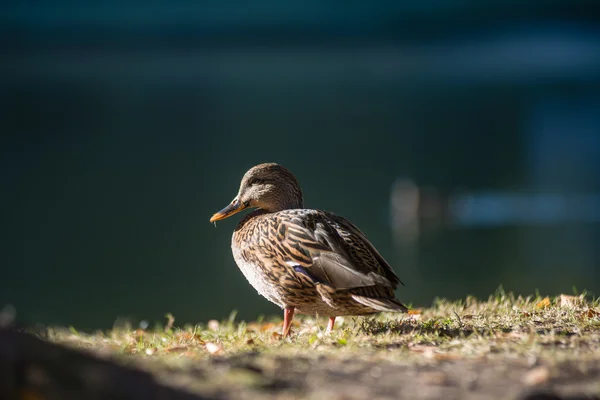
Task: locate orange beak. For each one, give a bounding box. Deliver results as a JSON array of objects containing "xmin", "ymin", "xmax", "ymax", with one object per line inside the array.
[{"xmin": 210, "ymin": 198, "xmax": 247, "ymax": 223}]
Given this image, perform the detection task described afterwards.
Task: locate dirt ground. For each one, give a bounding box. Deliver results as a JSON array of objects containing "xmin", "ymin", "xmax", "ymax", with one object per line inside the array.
[
  {"xmin": 164, "ymin": 350, "xmax": 600, "ymax": 400},
  {"xmin": 2, "ymin": 293, "xmax": 600, "ymax": 400}
]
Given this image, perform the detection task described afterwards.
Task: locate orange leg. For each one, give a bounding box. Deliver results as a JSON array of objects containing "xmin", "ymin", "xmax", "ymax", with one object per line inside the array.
[
  {"xmin": 282, "ymin": 306, "xmax": 295, "ymax": 337},
  {"xmin": 326, "ymin": 316, "xmax": 336, "ymax": 333}
]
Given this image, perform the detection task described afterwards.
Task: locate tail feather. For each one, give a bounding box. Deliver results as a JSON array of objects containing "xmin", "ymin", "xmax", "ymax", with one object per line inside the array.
[{"xmin": 351, "ymin": 295, "xmax": 408, "ymax": 313}]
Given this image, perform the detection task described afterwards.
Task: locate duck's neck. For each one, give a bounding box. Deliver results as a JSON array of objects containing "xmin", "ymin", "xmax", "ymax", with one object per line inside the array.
[
  {"xmin": 259, "ymin": 192, "xmax": 303, "ymax": 213},
  {"xmin": 272, "ymin": 197, "xmax": 303, "ymax": 212}
]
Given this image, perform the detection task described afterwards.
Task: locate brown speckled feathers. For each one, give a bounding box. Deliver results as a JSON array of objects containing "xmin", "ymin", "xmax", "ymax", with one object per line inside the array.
[
  {"xmin": 234, "ymin": 208, "xmax": 406, "ymax": 316},
  {"xmin": 211, "ymin": 163, "xmax": 407, "ymax": 326}
]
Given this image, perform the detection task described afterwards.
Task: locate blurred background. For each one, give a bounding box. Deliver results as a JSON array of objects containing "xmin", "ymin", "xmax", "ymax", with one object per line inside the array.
[{"xmin": 1, "ymin": 1, "xmax": 599, "ymax": 331}]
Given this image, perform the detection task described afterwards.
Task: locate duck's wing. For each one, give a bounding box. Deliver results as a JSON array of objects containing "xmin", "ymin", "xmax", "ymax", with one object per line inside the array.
[
  {"xmin": 275, "ymin": 210, "xmax": 403, "ymax": 292},
  {"xmin": 329, "ymin": 214, "xmax": 404, "ymax": 287}
]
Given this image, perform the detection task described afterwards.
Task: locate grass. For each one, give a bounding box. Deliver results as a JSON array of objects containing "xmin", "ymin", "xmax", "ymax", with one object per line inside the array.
[{"xmin": 42, "ymin": 290, "xmax": 600, "ymax": 399}]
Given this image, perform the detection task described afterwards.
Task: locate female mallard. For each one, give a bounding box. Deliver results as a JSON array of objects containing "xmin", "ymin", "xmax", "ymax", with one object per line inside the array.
[{"xmin": 210, "ymin": 163, "xmax": 407, "ymax": 337}]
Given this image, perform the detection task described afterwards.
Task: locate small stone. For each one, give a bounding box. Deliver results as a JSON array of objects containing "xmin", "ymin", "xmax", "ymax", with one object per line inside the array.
[
  {"xmin": 523, "ymin": 366, "xmax": 550, "ymax": 386},
  {"xmin": 205, "ymin": 342, "xmax": 223, "ymax": 355},
  {"xmin": 208, "ymin": 320, "xmax": 220, "ymax": 331}
]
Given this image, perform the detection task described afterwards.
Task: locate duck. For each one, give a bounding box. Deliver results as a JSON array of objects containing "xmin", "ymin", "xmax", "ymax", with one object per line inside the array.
[{"xmin": 210, "ymin": 163, "xmax": 407, "ymax": 337}]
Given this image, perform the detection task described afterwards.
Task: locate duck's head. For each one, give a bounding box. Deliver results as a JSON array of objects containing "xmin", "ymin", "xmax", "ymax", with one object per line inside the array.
[{"xmin": 210, "ymin": 163, "xmax": 304, "ymax": 223}]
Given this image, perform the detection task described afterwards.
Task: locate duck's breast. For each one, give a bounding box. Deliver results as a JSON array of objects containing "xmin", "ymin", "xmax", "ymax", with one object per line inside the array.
[{"xmin": 230, "ymin": 229, "xmax": 289, "ymax": 309}]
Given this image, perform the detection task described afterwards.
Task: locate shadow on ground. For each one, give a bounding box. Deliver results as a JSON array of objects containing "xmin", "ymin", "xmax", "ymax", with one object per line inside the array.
[{"xmin": 1, "ymin": 328, "xmax": 599, "ymax": 400}]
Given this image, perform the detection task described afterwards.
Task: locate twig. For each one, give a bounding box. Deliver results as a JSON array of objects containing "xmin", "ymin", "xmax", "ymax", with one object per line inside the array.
[{"xmin": 454, "ymin": 311, "xmax": 464, "ymax": 328}]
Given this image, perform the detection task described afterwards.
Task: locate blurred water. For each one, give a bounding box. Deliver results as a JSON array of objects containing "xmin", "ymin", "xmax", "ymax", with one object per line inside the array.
[{"xmin": 1, "ymin": 2, "xmax": 599, "ymax": 330}]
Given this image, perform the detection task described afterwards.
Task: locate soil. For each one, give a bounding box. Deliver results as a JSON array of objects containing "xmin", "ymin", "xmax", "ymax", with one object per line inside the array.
[{"xmin": 2, "ymin": 327, "xmax": 599, "ymax": 400}]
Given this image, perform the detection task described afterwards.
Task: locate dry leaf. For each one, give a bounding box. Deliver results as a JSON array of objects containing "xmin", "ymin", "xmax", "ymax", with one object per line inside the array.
[
  {"xmin": 194, "ymin": 334, "xmax": 205, "ymax": 343},
  {"xmin": 181, "ymin": 332, "xmax": 204, "ymax": 344},
  {"xmin": 205, "ymin": 342, "xmax": 223, "ymax": 355},
  {"xmin": 581, "ymin": 309, "xmax": 600, "ymax": 319},
  {"xmin": 536, "ymin": 297, "xmax": 551, "ymax": 309},
  {"xmin": 523, "ymin": 366, "xmax": 550, "ymax": 386},
  {"xmin": 245, "ymin": 322, "xmax": 274, "ymax": 332},
  {"xmin": 559, "ymin": 294, "xmax": 581, "ymax": 308},
  {"xmin": 461, "ymin": 314, "xmax": 475, "ymax": 320},
  {"xmin": 408, "ymin": 309, "xmax": 423, "ymax": 320},
  {"xmin": 246, "ymin": 323, "xmax": 259, "ymax": 332},
  {"xmin": 271, "ymin": 332, "xmax": 283, "ymax": 341},
  {"xmin": 246, "ymin": 338, "xmax": 255, "ymax": 345},
  {"xmin": 165, "ymin": 345, "xmax": 189, "ymax": 353},
  {"xmin": 261, "ymin": 323, "xmax": 277, "ymax": 332}
]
